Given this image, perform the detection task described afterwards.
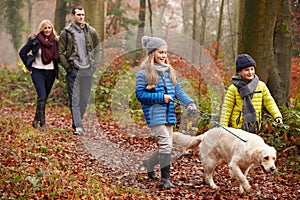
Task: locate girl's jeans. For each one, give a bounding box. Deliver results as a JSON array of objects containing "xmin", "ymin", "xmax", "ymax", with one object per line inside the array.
[{"xmin": 150, "ymin": 124, "xmax": 173, "ymax": 154}]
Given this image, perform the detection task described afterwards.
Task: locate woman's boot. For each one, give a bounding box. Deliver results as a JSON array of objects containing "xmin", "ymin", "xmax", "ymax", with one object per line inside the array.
[
  {"xmin": 142, "ymin": 150, "xmax": 159, "ymax": 179},
  {"xmin": 159, "ymin": 153, "xmax": 176, "ymax": 189},
  {"xmin": 32, "ymin": 98, "xmax": 39, "ymax": 128},
  {"xmin": 38, "ymin": 97, "xmax": 47, "ymax": 131}
]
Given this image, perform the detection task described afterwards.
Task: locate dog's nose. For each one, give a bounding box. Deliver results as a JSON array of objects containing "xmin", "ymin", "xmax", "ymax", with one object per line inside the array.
[{"xmin": 270, "ymin": 167, "xmax": 276, "ymax": 172}]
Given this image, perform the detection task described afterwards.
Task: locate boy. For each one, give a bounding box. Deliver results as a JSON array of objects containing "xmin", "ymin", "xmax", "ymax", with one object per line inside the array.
[{"xmin": 220, "ymin": 54, "xmax": 283, "ymax": 133}]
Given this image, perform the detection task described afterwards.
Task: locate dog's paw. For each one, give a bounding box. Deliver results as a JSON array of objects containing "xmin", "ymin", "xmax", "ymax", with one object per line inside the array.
[
  {"xmin": 239, "ymin": 185, "xmax": 245, "ymax": 194},
  {"xmin": 209, "ymin": 183, "xmax": 219, "ymax": 190},
  {"xmin": 239, "ymin": 184, "xmax": 251, "ymax": 194}
]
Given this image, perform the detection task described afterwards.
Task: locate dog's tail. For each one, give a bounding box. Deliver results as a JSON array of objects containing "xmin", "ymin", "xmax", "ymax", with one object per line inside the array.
[{"xmin": 173, "ymin": 132, "xmax": 203, "ymax": 150}]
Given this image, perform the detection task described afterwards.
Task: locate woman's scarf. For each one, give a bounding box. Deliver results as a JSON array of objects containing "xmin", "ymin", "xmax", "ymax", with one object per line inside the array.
[
  {"xmin": 232, "ymin": 75, "xmax": 259, "ymax": 133},
  {"xmin": 37, "ymin": 32, "xmax": 58, "ymax": 65}
]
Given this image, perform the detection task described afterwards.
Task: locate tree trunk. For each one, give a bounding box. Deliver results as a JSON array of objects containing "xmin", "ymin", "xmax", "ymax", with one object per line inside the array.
[
  {"xmin": 82, "ymin": 1, "xmax": 106, "ymax": 40},
  {"xmin": 226, "ymin": 0, "xmax": 236, "ymax": 60},
  {"xmin": 25, "ymin": 0, "xmax": 34, "ymax": 33},
  {"xmin": 137, "ymin": 0, "xmax": 146, "ymax": 47},
  {"xmin": 147, "ymin": 0, "xmax": 153, "ymax": 34},
  {"xmin": 54, "ymin": 0, "xmax": 67, "ymax": 34},
  {"xmin": 83, "ymin": 0, "xmax": 105, "ymax": 67},
  {"xmin": 271, "ymin": 0, "xmax": 292, "ymax": 106},
  {"xmin": 192, "ymin": 0, "xmax": 198, "ymax": 41},
  {"xmin": 158, "ymin": 0, "xmax": 167, "ymax": 26},
  {"xmin": 199, "ymin": 0, "xmax": 208, "ymax": 46},
  {"xmin": 82, "ymin": 0, "xmax": 99, "ymax": 29},
  {"xmin": 215, "ymin": 0, "xmax": 225, "ymax": 57},
  {"xmin": 192, "ymin": 0, "xmax": 198, "ymax": 63},
  {"xmin": 98, "ymin": 0, "xmax": 106, "ymax": 43},
  {"xmin": 181, "ymin": 1, "xmax": 193, "ymax": 35},
  {"xmin": 238, "ymin": 0, "xmax": 292, "ymax": 106}
]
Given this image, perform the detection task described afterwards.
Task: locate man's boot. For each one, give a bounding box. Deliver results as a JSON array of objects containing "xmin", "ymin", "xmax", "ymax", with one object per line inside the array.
[
  {"xmin": 142, "ymin": 150, "xmax": 159, "ymax": 179},
  {"xmin": 159, "ymin": 153, "xmax": 176, "ymax": 189},
  {"xmin": 32, "ymin": 98, "xmax": 39, "ymax": 128},
  {"xmin": 38, "ymin": 97, "xmax": 47, "ymax": 131}
]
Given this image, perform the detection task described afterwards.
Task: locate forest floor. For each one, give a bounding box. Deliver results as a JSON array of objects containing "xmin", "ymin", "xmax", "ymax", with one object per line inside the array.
[
  {"xmin": 1, "ymin": 104, "xmax": 299, "ymax": 199},
  {"xmin": 1, "ymin": 58, "xmax": 299, "ymax": 199}
]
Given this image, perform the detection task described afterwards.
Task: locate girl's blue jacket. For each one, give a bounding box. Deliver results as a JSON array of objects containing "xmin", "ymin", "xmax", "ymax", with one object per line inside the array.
[{"xmin": 136, "ymin": 68, "xmax": 193, "ymax": 126}]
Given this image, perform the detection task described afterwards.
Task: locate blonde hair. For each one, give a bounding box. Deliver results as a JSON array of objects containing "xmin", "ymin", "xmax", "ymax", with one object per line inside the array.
[
  {"xmin": 142, "ymin": 51, "xmax": 177, "ymax": 87},
  {"xmin": 35, "ymin": 19, "xmax": 57, "ymax": 37}
]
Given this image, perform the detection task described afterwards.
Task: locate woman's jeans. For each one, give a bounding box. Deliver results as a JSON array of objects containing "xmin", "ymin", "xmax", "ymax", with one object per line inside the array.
[
  {"xmin": 67, "ymin": 68, "xmax": 93, "ymax": 129},
  {"xmin": 31, "ymin": 68, "xmax": 55, "ymax": 98}
]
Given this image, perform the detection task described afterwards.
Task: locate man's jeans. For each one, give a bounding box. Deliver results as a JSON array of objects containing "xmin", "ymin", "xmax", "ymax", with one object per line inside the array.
[
  {"xmin": 67, "ymin": 68, "xmax": 93, "ymax": 129},
  {"xmin": 31, "ymin": 68, "xmax": 55, "ymax": 98}
]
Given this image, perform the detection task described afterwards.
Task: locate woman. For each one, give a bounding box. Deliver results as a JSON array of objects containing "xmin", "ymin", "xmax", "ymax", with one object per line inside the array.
[
  {"xmin": 19, "ymin": 19, "xmax": 59, "ymax": 131},
  {"xmin": 136, "ymin": 36, "xmax": 197, "ymax": 189}
]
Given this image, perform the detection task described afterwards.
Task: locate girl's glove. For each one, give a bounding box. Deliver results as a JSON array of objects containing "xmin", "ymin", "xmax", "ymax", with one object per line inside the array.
[{"xmin": 186, "ymin": 103, "xmax": 198, "ymax": 117}]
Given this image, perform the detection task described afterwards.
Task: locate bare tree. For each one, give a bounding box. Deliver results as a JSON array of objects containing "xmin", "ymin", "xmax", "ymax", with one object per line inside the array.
[
  {"xmin": 25, "ymin": 0, "xmax": 34, "ymax": 32},
  {"xmin": 98, "ymin": 0, "xmax": 106, "ymax": 43},
  {"xmin": 54, "ymin": 0, "xmax": 67, "ymax": 34},
  {"xmin": 0, "ymin": 0, "xmax": 24, "ymax": 51},
  {"xmin": 199, "ymin": 0, "xmax": 208, "ymax": 46},
  {"xmin": 192, "ymin": 0, "xmax": 199, "ymax": 63},
  {"xmin": 192, "ymin": 0, "xmax": 198, "ymax": 42},
  {"xmin": 83, "ymin": 0, "xmax": 100, "ymax": 31},
  {"xmin": 271, "ymin": 0, "xmax": 292, "ymax": 106},
  {"xmin": 82, "ymin": 0, "xmax": 105, "ymax": 66},
  {"xmin": 181, "ymin": 0, "xmax": 193, "ymax": 36},
  {"xmin": 137, "ymin": 0, "xmax": 146, "ymax": 48},
  {"xmin": 238, "ymin": 0, "xmax": 292, "ymax": 106},
  {"xmin": 147, "ymin": 0, "xmax": 153, "ymax": 34},
  {"xmin": 83, "ymin": 0, "xmax": 106, "ymax": 42},
  {"xmin": 215, "ymin": 0, "xmax": 225, "ymax": 57},
  {"xmin": 226, "ymin": 0, "xmax": 236, "ymax": 61}
]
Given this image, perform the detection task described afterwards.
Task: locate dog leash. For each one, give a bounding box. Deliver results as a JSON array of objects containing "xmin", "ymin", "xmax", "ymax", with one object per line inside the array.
[{"xmin": 173, "ymin": 99, "xmax": 247, "ymax": 143}]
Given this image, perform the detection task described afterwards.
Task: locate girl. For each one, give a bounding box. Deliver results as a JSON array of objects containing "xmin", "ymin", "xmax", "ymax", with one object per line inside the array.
[
  {"xmin": 220, "ymin": 54, "xmax": 283, "ymax": 133},
  {"xmin": 136, "ymin": 36, "xmax": 197, "ymax": 189},
  {"xmin": 19, "ymin": 19, "xmax": 59, "ymax": 131}
]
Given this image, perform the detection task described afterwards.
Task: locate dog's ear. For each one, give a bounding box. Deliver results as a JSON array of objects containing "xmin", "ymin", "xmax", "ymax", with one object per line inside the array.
[
  {"xmin": 270, "ymin": 147, "xmax": 277, "ymax": 160},
  {"xmin": 252, "ymin": 148, "xmax": 263, "ymax": 164},
  {"xmin": 253, "ymin": 147, "xmax": 277, "ymax": 164}
]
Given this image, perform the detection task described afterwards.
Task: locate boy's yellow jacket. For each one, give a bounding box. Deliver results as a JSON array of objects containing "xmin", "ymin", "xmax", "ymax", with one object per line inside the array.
[{"xmin": 220, "ymin": 81, "xmax": 282, "ymax": 129}]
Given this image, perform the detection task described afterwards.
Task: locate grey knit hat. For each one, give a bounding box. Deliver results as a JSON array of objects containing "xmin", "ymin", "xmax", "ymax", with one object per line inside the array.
[
  {"xmin": 236, "ymin": 54, "xmax": 256, "ymax": 72},
  {"xmin": 141, "ymin": 36, "xmax": 168, "ymax": 54}
]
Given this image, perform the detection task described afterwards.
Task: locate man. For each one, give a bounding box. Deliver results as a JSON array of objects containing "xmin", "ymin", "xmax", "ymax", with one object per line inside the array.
[{"xmin": 58, "ymin": 6, "xmax": 101, "ymax": 135}]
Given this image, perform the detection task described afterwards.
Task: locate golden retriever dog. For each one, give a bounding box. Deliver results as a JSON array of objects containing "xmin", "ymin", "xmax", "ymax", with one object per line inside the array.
[{"xmin": 173, "ymin": 127, "xmax": 277, "ymax": 194}]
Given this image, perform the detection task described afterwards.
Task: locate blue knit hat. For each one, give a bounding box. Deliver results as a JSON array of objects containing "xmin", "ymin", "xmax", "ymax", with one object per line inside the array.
[
  {"xmin": 142, "ymin": 36, "xmax": 167, "ymax": 54},
  {"xmin": 236, "ymin": 54, "xmax": 256, "ymax": 72}
]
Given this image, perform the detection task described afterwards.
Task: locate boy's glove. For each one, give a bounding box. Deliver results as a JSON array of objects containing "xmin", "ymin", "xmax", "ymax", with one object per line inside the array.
[
  {"xmin": 186, "ymin": 103, "xmax": 198, "ymax": 117},
  {"xmin": 275, "ymin": 117, "xmax": 283, "ymax": 125}
]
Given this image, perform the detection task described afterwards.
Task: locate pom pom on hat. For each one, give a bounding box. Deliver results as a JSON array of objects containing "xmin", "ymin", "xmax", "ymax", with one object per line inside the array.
[
  {"xmin": 141, "ymin": 36, "xmax": 167, "ymax": 54},
  {"xmin": 236, "ymin": 54, "xmax": 256, "ymax": 72}
]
